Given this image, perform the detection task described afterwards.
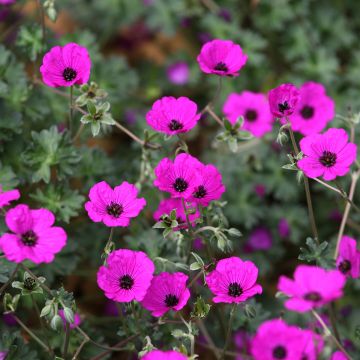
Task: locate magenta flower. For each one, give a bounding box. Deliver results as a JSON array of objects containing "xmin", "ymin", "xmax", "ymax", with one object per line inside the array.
[
  {"xmin": 85, "ymin": 181, "xmax": 146, "ymax": 227},
  {"xmin": 330, "ymin": 351, "xmax": 347, "ymax": 360},
  {"xmin": 278, "ymin": 218, "xmax": 291, "ymax": 238},
  {"xmin": 278, "ymin": 265, "xmax": 346, "ymax": 312},
  {"xmin": 268, "ymin": 83, "xmax": 300, "ymax": 118},
  {"xmin": 246, "ymin": 227, "xmax": 272, "ymax": 251},
  {"xmin": 153, "ymin": 198, "xmax": 200, "ymax": 229},
  {"xmin": 336, "ymin": 236, "xmax": 360, "ymax": 278},
  {"xmin": 166, "ymin": 62, "xmax": 190, "ymax": 85},
  {"xmin": 141, "ymin": 272, "xmax": 190, "ymax": 317},
  {"xmin": 288, "ymin": 82, "xmax": 335, "ymax": 135},
  {"xmin": 0, "ymin": 185, "xmax": 20, "ymax": 208},
  {"xmin": 301, "ymin": 329, "xmax": 324, "ymax": 360},
  {"xmin": 251, "ymin": 319, "xmax": 315, "ymax": 360},
  {"xmin": 154, "ymin": 153, "xmax": 201, "ymax": 199},
  {"xmin": 223, "ymin": 91, "xmax": 273, "ymax": 137},
  {"xmin": 0, "ymin": 352, "xmax": 7, "ymax": 360},
  {"xmin": 40, "ymin": 43, "xmax": 91, "ymax": 88},
  {"xmin": 142, "ymin": 350, "xmax": 187, "ymax": 360},
  {"xmin": 58, "ymin": 309, "xmax": 81, "ymax": 329},
  {"xmin": 0, "ymin": 0, "xmax": 15, "ymax": 4},
  {"xmin": 0, "ymin": 204, "xmax": 67, "ymax": 264},
  {"xmin": 297, "ymin": 128, "xmax": 357, "ymax": 181},
  {"xmin": 206, "ymin": 257, "xmax": 262, "ymax": 303},
  {"xmin": 97, "ymin": 249, "xmax": 154, "ymax": 302},
  {"xmin": 188, "ymin": 163, "xmax": 225, "ymax": 207},
  {"xmin": 197, "ymin": 39, "xmax": 248, "ymax": 77},
  {"xmin": 146, "ymin": 96, "xmax": 200, "ymax": 135}
]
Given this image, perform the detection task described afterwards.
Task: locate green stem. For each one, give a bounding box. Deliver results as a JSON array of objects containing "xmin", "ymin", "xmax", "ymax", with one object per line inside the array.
[
  {"xmin": 329, "ymin": 303, "xmax": 341, "ymax": 342},
  {"xmin": 69, "ymin": 86, "xmax": 74, "ymax": 135},
  {"xmin": 131, "ymin": 302, "xmax": 142, "ymax": 336},
  {"xmin": 72, "ymin": 336, "xmax": 89, "ymax": 360},
  {"xmin": 14, "ymin": 315, "xmax": 51, "ymax": 353},
  {"xmin": 63, "ymin": 322, "xmax": 71, "ymax": 359},
  {"xmin": 221, "ymin": 304, "xmax": 236, "ymax": 359}
]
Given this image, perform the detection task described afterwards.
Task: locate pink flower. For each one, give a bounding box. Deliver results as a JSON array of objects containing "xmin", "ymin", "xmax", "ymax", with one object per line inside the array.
[
  {"xmin": 254, "ymin": 184, "xmax": 266, "ymax": 198},
  {"xmin": 251, "ymin": 319, "xmax": 318, "ymax": 360},
  {"xmin": 197, "ymin": 39, "xmax": 248, "ymax": 77},
  {"xmin": 246, "ymin": 227, "xmax": 272, "ymax": 251},
  {"xmin": 300, "ymin": 329, "xmax": 324, "ymax": 360},
  {"xmin": 146, "ymin": 96, "xmax": 200, "ymax": 135},
  {"xmin": 206, "ymin": 257, "xmax": 262, "ymax": 303},
  {"xmin": 141, "ymin": 272, "xmax": 190, "ymax": 317},
  {"xmin": 85, "ymin": 181, "xmax": 146, "ymax": 227},
  {"xmin": 278, "ymin": 265, "xmax": 346, "ymax": 312},
  {"xmin": 336, "ymin": 236, "xmax": 360, "ymax": 278},
  {"xmin": 97, "ymin": 249, "xmax": 154, "ymax": 302},
  {"xmin": 0, "ymin": 185, "xmax": 20, "ymax": 208},
  {"xmin": 223, "ymin": 91, "xmax": 273, "ymax": 137},
  {"xmin": 297, "ymin": 128, "xmax": 357, "ymax": 181},
  {"xmin": 142, "ymin": 350, "xmax": 187, "ymax": 360},
  {"xmin": 58, "ymin": 309, "xmax": 81, "ymax": 329},
  {"xmin": 154, "ymin": 153, "xmax": 201, "ymax": 199},
  {"xmin": 268, "ymin": 83, "xmax": 300, "ymax": 118},
  {"xmin": 0, "ymin": 0, "xmax": 15, "ymax": 4},
  {"xmin": 188, "ymin": 163, "xmax": 225, "ymax": 207},
  {"xmin": 40, "ymin": 43, "xmax": 91, "ymax": 87},
  {"xmin": 288, "ymin": 82, "xmax": 335, "ymax": 135},
  {"xmin": 153, "ymin": 198, "xmax": 200, "ymax": 229},
  {"xmin": 330, "ymin": 351, "xmax": 348, "ymax": 360},
  {"xmin": 0, "ymin": 204, "xmax": 67, "ymax": 264},
  {"xmin": 166, "ymin": 62, "xmax": 190, "ymax": 85},
  {"xmin": 0, "ymin": 352, "xmax": 7, "ymax": 360}
]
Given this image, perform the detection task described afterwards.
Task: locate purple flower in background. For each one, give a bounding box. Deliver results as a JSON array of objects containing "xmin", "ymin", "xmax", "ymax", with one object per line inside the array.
[
  {"xmin": 58, "ymin": 309, "xmax": 81, "ymax": 329},
  {"xmin": 278, "ymin": 218, "xmax": 290, "ymax": 238},
  {"xmin": 166, "ymin": 62, "xmax": 190, "ymax": 85},
  {"xmin": 218, "ymin": 8, "xmax": 232, "ymax": 22},
  {"xmin": 0, "ymin": 0, "xmax": 15, "ymax": 4},
  {"xmin": 124, "ymin": 109, "xmax": 137, "ymax": 125},
  {"xmin": 254, "ymin": 184, "xmax": 266, "ymax": 198},
  {"xmin": 0, "ymin": 351, "xmax": 7, "ymax": 360},
  {"xmin": 2, "ymin": 313, "xmax": 16, "ymax": 326},
  {"xmin": 246, "ymin": 227, "xmax": 272, "ymax": 251}
]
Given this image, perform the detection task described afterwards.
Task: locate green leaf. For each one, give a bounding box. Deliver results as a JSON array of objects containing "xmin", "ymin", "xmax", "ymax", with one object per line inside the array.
[
  {"xmin": 91, "ymin": 121, "xmax": 101, "ymax": 136},
  {"xmin": 63, "ymin": 307, "xmax": 74, "ymax": 324},
  {"xmin": 87, "ymin": 100, "xmax": 97, "ymax": 116}
]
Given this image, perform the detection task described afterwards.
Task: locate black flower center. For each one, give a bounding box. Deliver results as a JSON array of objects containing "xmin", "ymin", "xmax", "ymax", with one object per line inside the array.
[
  {"xmin": 300, "ymin": 105, "xmax": 314, "ymax": 119},
  {"xmin": 193, "ymin": 185, "xmax": 207, "ymax": 199},
  {"xmin": 214, "ymin": 62, "xmax": 228, "ymax": 72},
  {"xmin": 173, "ymin": 178, "xmax": 188, "ymax": 193},
  {"xmin": 119, "ymin": 275, "xmax": 134, "ymax": 290},
  {"xmin": 338, "ymin": 260, "xmax": 351, "ymax": 274},
  {"xmin": 278, "ymin": 101, "xmax": 290, "ymax": 114},
  {"xmin": 62, "ymin": 67, "xmax": 77, "ymax": 82},
  {"xmin": 319, "ymin": 151, "xmax": 337, "ymax": 167},
  {"xmin": 168, "ymin": 120, "xmax": 183, "ymax": 131},
  {"xmin": 106, "ymin": 202, "xmax": 123, "ymax": 218},
  {"xmin": 21, "ymin": 230, "xmax": 38, "ymax": 246},
  {"xmin": 304, "ymin": 291, "xmax": 322, "ymax": 302},
  {"xmin": 272, "ymin": 345, "xmax": 287, "ymax": 359},
  {"xmin": 24, "ymin": 277, "xmax": 36, "ymax": 290},
  {"xmin": 164, "ymin": 294, "xmax": 179, "ymax": 307},
  {"xmin": 245, "ymin": 109, "xmax": 258, "ymax": 122},
  {"xmin": 228, "ymin": 282, "xmax": 243, "ymax": 297}
]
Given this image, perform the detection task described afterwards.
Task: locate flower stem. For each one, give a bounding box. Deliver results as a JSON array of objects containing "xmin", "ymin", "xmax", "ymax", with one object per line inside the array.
[
  {"xmin": 0, "ymin": 264, "xmax": 19, "ymax": 296},
  {"xmin": 334, "ymin": 169, "xmax": 360, "ymax": 259},
  {"xmin": 72, "ymin": 336, "xmax": 89, "ymax": 360},
  {"xmin": 63, "ymin": 322, "xmax": 71, "ymax": 359},
  {"xmin": 312, "ymin": 309, "xmax": 352, "ymax": 359},
  {"xmin": 221, "ymin": 303, "xmax": 236, "ymax": 359},
  {"xmin": 14, "ymin": 315, "xmax": 52, "ymax": 353},
  {"xmin": 69, "ymin": 86, "xmax": 74, "ymax": 135}
]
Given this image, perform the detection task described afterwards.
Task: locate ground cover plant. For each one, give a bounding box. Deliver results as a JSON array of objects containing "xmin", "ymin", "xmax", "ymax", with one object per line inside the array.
[{"xmin": 1, "ymin": 0, "xmax": 360, "ymax": 359}]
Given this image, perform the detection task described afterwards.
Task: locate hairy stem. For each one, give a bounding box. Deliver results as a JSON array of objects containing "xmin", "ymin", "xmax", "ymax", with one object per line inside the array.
[
  {"xmin": 69, "ymin": 86, "xmax": 74, "ymax": 135},
  {"xmin": 63, "ymin": 322, "xmax": 71, "ymax": 359},
  {"xmin": 221, "ymin": 304, "xmax": 236, "ymax": 359}
]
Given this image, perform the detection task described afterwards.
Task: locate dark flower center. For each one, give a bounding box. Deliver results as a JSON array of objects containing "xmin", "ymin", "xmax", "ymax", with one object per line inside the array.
[
  {"xmin": 164, "ymin": 294, "xmax": 179, "ymax": 307},
  {"xmin": 245, "ymin": 109, "xmax": 258, "ymax": 122},
  {"xmin": 278, "ymin": 101, "xmax": 290, "ymax": 114},
  {"xmin": 62, "ymin": 67, "xmax": 77, "ymax": 82},
  {"xmin": 119, "ymin": 275, "xmax": 134, "ymax": 290},
  {"xmin": 272, "ymin": 345, "xmax": 287, "ymax": 359},
  {"xmin": 173, "ymin": 178, "xmax": 188, "ymax": 193},
  {"xmin": 24, "ymin": 277, "xmax": 36, "ymax": 290},
  {"xmin": 21, "ymin": 230, "xmax": 38, "ymax": 246},
  {"xmin": 168, "ymin": 120, "xmax": 183, "ymax": 131},
  {"xmin": 338, "ymin": 260, "xmax": 351, "ymax": 274},
  {"xmin": 193, "ymin": 185, "xmax": 207, "ymax": 199},
  {"xmin": 106, "ymin": 202, "xmax": 123, "ymax": 218},
  {"xmin": 304, "ymin": 291, "xmax": 322, "ymax": 302},
  {"xmin": 319, "ymin": 151, "xmax": 337, "ymax": 167},
  {"xmin": 214, "ymin": 62, "xmax": 228, "ymax": 72},
  {"xmin": 228, "ymin": 282, "xmax": 243, "ymax": 297},
  {"xmin": 300, "ymin": 105, "xmax": 314, "ymax": 119}
]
